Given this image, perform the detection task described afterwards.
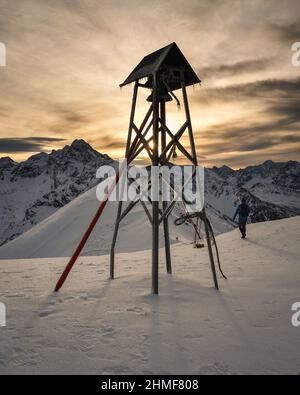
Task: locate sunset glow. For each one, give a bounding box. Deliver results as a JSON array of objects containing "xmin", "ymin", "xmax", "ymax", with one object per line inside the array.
[{"xmin": 0, "ymin": 0, "xmax": 299, "ymax": 168}]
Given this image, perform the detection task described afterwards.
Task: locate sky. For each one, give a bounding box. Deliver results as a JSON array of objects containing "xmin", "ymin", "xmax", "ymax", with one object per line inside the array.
[{"xmin": 0, "ymin": 0, "xmax": 299, "ymax": 168}]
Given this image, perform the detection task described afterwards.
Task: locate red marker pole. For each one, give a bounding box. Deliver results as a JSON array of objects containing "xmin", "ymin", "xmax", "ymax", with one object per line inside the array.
[
  {"xmin": 54, "ymin": 104, "xmax": 153, "ymax": 292},
  {"xmin": 54, "ymin": 175, "xmax": 119, "ymax": 291},
  {"xmin": 54, "ymin": 159, "xmax": 129, "ymax": 292}
]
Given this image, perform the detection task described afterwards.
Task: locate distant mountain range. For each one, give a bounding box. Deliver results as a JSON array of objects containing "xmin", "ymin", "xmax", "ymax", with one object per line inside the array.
[
  {"xmin": 0, "ymin": 139, "xmax": 299, "ymax": 247},
  {"xmin": 0, "ymin": 140, "xmax": 114, "ymax": 246},
  {"xmin": 210, "ymin": 160, "xmax": 300, "ymax": 214}
]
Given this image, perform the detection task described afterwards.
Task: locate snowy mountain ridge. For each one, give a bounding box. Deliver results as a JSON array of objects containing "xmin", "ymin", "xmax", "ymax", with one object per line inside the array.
[
  {"xmin": 211, "ymin": 160, "xmax": 300, "ymax": 213},
  {"xmin": 0, "ymin": 139, "xmax": 115, "ymax": 246},
  {"xmin": 0, "ymin": 140, "xmax": 299, "ymax": 248},
  {"xmin": 212, "ymin": 160, "xmax": 300, "ymax": 190}
]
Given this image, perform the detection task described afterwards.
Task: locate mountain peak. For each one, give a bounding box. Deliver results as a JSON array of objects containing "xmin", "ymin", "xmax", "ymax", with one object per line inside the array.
[
  {"xmin": 211, "ymin": 164, "xmax": 235, "ymax": 178},
  {"xmin": 67, "ymin": 139, "xmax": 112, "ymax": 162},
  {"xmin": 0, "ymin": 156, "xmax": 17, "ymax": 169},
  {"xmin": 262, "ymin": 160, "xmax": 274, "ymax": 166},
  {"xmin": 220, "ymin": 164, "xmax": 233, "ymax": 171},
  {"xmin": 70, "ymin": 139, "xmax": 92, "ymax": 151}
]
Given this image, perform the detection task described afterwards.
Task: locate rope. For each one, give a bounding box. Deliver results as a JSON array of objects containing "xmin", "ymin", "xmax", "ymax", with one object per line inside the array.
[{"xmin": 174, "ymin": 211, "xmax": 227, "ymax": 279}]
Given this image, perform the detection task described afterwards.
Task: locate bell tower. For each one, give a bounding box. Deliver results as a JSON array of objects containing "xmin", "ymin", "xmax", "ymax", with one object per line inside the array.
[
  {"xmin": 110, "ymin": 43, "xmax": 219, "ymax": 294},
  {"xmin": 54, "ymin": 43, "xmax": 219, "ymax": 294}
]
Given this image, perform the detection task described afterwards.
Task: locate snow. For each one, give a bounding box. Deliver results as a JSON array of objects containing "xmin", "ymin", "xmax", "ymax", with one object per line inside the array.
[
  {"xmin": 2, "ymin": 141, "xmax": 298, "ymax": 250},
  {"xmin": 0, "ymin": 186, "xmax": 195, "ymax": 259},
  {"xmin": 249, "ymin": 182, "xmax": 300, "ymax": 211},
  {"xmin": 0, "ymin": 216, "xmax": 299, "ymax": 374}
]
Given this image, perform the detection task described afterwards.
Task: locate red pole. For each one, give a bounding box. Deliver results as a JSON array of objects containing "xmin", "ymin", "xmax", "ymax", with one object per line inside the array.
[
  {"xmin": 54, "ymin": 105, "xmax": 153, "ymax": 292},
  {"xmin": 54, "ymin": 172, "xmax": 120, "ymax": 291},
  {"xmin": 54, "ymin": 159, "xmax": 128, "ymax": 292}
]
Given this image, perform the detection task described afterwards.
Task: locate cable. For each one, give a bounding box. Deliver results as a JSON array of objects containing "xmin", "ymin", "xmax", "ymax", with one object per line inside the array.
[
  {"xmin": 206, "ymin": 218, "xmax": 227, "ymax": 279},
  {"xmin": 174, "ymin": 211, "xmax": 227, "ymax": 279}
]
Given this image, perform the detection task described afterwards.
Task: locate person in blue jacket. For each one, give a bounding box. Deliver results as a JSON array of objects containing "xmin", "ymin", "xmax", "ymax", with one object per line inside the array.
[{"xmin": 233, "ymin": 197, "xmax": 250, "ymax": 238}]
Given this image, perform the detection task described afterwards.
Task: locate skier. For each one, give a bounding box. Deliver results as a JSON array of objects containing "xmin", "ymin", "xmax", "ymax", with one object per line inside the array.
[{"xmin": 233, "ymin": 197, "xmax": 250, "ymax": 239}]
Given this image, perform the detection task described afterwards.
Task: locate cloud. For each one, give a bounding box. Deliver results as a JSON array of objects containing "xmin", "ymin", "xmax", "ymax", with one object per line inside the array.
[
  {"xmin": 198, "ymin": 131, "xmax": 299, "ymax": 155},
  {"xmin": 197, "ymin": 78, "xmax": 300, "ymax": 104},
  {"xmin": 266, "ymin": 20, "xmax": 300, "ymax": 44},
  {"xmin": 200, "ymin": 58, "xmax": 272, "ymax": 80},
  {"xmin": 281, "ymin": 134, "xmax": 300, "ymax": 143},
  {"xmin": 192, "ymin": 77, "xmax": 300, "ymax": 166},
  {"xmin": 0, "ymin": 0, "xmax": 300, "ymax": 166},
  {"xmin": 195, "ymin": 78, "xmax": 300, "ymax": 145},
  {"xmin": 204, "ymin": 146, "xmax": 300, "ymax": 168},
  {"xmin": 0, "ymin": 137, "xmax": 66, "ymax": 153}
]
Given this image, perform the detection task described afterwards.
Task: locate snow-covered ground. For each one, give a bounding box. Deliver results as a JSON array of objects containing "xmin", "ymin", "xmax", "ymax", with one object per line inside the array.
[{"xmin": 0, "ymin": 216, "xmax": 299, "ymax": 374}]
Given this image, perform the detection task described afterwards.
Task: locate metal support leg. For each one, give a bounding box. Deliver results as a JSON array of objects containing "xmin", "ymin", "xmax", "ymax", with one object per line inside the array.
[
  {"xmin": 110, "ymin": 201, "xmax": 123, "ymax": 279},
  {"xmin": 181, "ymin": 81, "xmax": 219, "ymax": 290},
  {"xmin": 152, "ymin": 200, "xmax": 159, "ymax": 294},
  {"xmin": 163, "ymin": 201, "xmax": 172, "ymax": 274},
  {"xmin": 203, "ymin": 210, "xmax": 219, "ymax": 290},
  {"xmin": 160, "ymin": 101, "xmax": 172, "ymax": 274},
  {"xmin": 152, "ymin": 74, "xmax": 159, "ymax": 294}
]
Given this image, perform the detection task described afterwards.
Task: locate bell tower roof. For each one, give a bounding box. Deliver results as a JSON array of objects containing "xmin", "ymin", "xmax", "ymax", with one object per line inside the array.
[{"xmin": 120, "ymin": 42, "xmax": 201, "ymax": 91}]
